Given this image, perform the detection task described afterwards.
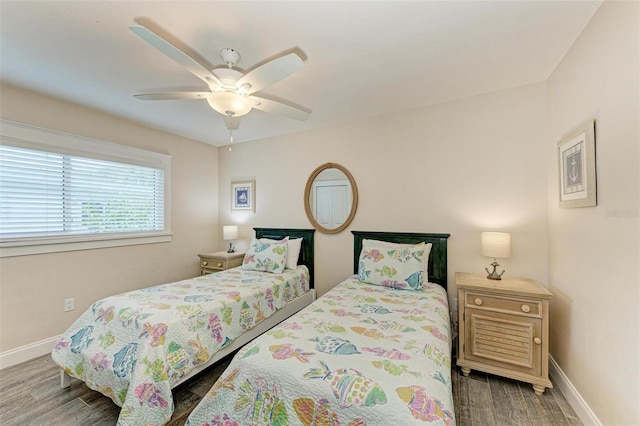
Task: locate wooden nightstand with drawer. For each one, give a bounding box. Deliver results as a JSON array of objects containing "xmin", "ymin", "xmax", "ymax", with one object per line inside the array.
[
  {"xmin": 456, "ymin": 272, "xmax": 553, "ymax": 395},
  {"xmin": 198, "ymin": 251, "xmax": 245, "ymax": 275}
]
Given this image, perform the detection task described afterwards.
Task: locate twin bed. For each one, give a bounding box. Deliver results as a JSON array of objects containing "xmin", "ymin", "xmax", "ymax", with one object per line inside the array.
[
  {"xmin": 52, "ymin": 228, "xmax": 316, "ymax": 425},
  {"xmin": 185, "ymin": 230, "xmax": 454, "ymax": 426},
  {"xmin": 52, "ymin": 229, "xmax": 454, "ymax": 425}
]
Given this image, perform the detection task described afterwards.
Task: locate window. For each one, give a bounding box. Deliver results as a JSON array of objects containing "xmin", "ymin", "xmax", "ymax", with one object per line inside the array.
[{"xmin": 0, "ymin": 121, "xmax": 171, "ymax": 257}]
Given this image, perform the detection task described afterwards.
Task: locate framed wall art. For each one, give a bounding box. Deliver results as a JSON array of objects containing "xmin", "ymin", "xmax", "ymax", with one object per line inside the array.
[
  {"xmin": 558, "ymin": 119, "xmax": 596, "ymax": 208},
  {"xmin": 231, "ymin": 180, "xmax": 255, "ymax": 211}
]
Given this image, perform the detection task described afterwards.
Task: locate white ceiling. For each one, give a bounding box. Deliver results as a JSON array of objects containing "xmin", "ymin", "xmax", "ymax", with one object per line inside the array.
[{"xmin": 0, "ymin": 1, "xmax": 601, "ymax": 147}]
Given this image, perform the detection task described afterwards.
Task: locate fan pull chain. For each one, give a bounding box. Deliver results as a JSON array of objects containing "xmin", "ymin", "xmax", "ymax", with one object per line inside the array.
[{"xmin": 228, "ymin": 130, "xmax": 233, "ymax": 151}]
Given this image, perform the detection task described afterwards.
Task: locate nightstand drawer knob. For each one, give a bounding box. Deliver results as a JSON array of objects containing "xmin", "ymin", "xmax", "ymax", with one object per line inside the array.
[
  {"xmin": 202, "ymin": 261, "xmax": 208, "ymax": 266},
  {"xmin": 474, "ymin": 298, "xmax": 483, "ymax": 306},
  {"xmin": 217, "ymin": 262, "xmax": 223, "ymax": 267},
  {"xmin": 534, "ymin": 337, "xmax": 542, "ymax": 345},
  {"xmin": 521, "ymin": 304, "xmax": 531, "ymax": 313}
]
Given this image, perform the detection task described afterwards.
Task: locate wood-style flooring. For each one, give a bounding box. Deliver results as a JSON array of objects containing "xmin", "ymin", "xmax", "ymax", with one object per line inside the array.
[{"xmin": 0, "ymin": 353, "xmax": 582, "ymax": 425}]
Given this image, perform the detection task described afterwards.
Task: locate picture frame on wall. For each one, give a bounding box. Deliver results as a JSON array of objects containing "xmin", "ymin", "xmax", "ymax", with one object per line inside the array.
[
  {"xmin": 231, "ymin": 180, "xmax": 255, "ymax": 211},
  {"xmin": 558, "ymin": 119, "xmax": 596, "ymax": 208}
]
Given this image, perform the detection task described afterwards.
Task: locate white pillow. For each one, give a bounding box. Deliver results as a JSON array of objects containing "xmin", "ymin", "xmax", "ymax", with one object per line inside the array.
[
  {"xmin": 361, "ymin": 239, "xmax": 432, "ymax": 278},
  {"xmin": 263, "ymin": 237, "xmax": 302, "ymax": 270},
  {"xmin": 285, "ymin": 238, "xmax": 303, "ymax": 269}
]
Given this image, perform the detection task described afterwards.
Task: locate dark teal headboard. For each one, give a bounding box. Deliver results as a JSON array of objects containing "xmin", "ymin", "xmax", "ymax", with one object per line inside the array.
[
  {"xmin": 351, "ymin": 231, "xmax": 450, "ymax": 291},
  {"xmin": 254, "ymin": 228, "xmax": 315, "ymax": 289}
]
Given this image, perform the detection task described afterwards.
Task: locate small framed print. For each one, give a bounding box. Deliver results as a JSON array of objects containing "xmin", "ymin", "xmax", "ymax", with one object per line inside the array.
[
  {"xmin": 231, "ymin": 180, "xmax": 255, "ymax": 211},
  {"xmin": 558, "ymin": 119, "xmax": 596, "ymax": 208}
]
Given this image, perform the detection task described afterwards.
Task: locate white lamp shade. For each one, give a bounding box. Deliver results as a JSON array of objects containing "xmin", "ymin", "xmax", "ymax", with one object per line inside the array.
[
  {"xmin": 481, "ymin": 232, "xmax": 511, "ymax": 259},
  {"xmin": 207, "ymin": 92, "xmax": 252, "ymax": 117},
  {"xmin": 223, "ymin": 225, "xmax": 238, "ymax": 240}
]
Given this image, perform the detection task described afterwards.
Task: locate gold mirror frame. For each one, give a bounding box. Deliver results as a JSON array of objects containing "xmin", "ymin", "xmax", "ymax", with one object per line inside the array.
[{"xmin": 304, "ymin": 162, "xmax": 358, "ymax": 234}]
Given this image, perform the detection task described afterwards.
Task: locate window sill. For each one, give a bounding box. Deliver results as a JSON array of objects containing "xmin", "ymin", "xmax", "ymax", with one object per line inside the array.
[{"xmin": 0, "ymin": 233, "xmax": 173, "ymax": 258}]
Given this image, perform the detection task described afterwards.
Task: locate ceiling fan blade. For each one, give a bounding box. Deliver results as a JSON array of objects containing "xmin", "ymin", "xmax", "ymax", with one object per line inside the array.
[
  {"xmin": 130, "ymin": 25, "xmax": 222, "ymax": 87},
  {"xmin": 237, "ymin": 53, "xmax": 304, "ymax": 95},
  {"xmin": 248, "ymin": 95, "xmax": 310, "ymax": 121},
  {"xmin": 223, "ymin": 115, "xmax": 241, "ymax": 131},
  {"xmin": 134, "ymin": 92, "xmax": 210, "ymax": 100}
]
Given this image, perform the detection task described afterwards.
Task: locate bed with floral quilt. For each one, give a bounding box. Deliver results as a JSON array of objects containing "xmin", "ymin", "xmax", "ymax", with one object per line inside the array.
[
  {"xmin": 51, "ymin": 227, "xmax": 315, "ymax": 426},
  {"xmin": 186, "ymin": 231, "xmax": 454, "ymax": 426}
]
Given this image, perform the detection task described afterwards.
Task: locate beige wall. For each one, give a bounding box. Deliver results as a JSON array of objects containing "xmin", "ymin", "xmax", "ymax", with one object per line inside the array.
[
  {"xmin": 218, "ymin": 82, "xmax": 549, "ymax": 300},
  {"xmin": 0, "ymin": 84, "xmax": 220, "ymax": 352},
  {"xmin": 4, "ymin": 5, "xmax": 636, "ymax": 423},
  {"xmin": 546, "ymin": 1, "xmax": 640, "ymax": 425}
]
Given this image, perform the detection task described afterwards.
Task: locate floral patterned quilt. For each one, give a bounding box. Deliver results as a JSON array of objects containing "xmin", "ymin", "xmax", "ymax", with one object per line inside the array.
[
  {"xmin": 51, "ymin": 266, "xmax": 310, "ymax": 426},
  {"xmin": 186, "ymin": 276, "xmax": 455, "ymax": 426}
]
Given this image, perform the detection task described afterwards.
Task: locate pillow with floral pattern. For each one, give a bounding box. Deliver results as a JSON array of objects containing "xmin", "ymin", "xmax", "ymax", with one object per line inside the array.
[
  {"xmin": 357, "ymin": 239, "xmax": 426, "ymax": 291},
  {"xmin": 362, "ymin": 239, "xmax": 432, "ymax": 277},
  {"xmin": 242, "ymin": 237, "xmax": 288, "ymax": 273}
]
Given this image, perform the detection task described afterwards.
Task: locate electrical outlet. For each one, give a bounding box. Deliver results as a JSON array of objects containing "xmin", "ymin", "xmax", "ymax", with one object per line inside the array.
[{"xmin": 64, "ymin": 298, "xmax": 75, "ymax": 312}]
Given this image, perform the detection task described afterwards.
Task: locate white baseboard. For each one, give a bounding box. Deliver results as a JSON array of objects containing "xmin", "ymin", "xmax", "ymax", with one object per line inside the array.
[
  {"xmin": 549, "ymin": 355, "xmax": 602, "ymax": 426},
  {"xmin": 0, "ymin": 335, "xmax": 60, "ymax": 370}
]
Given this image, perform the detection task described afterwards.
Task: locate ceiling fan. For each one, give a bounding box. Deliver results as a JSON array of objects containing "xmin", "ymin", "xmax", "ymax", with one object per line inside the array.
[{"xmin": 130, "ymin": 21, "xmax": 310, "ymax": 131}]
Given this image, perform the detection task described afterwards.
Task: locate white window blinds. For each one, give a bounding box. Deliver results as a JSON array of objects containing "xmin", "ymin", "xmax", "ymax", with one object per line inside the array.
[
  {"xmin": 0, "ymin": 145, "xmax": 165, "ymax": 239},
  {"xmin": 0, "ymin": 121, "xmax": 171, "ymax": 257}
]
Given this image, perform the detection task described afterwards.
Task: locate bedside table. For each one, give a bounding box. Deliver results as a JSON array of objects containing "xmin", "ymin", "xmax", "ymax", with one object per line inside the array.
[
  {"xmin": 198, "ymin": 251, "xmax": 245, "ymax": 275},
  {"xmin": 456, "ymin": 272, "xmax": 553, "ymax": 395}
]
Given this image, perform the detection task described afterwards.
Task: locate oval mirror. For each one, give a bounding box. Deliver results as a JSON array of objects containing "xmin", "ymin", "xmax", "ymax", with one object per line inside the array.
[{"xmin": 304, "ymin": 162, "xmax": 358, "ymax": 234}]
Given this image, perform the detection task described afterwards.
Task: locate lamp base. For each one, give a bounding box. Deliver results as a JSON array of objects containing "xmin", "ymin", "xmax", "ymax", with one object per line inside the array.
[
  {"xmin": 485, "ymin": 260, "xmax": 505, "ymax": 280},
  {"xmin": 227, "ymin": 242, "xmax": 235, "ymax": 253}
]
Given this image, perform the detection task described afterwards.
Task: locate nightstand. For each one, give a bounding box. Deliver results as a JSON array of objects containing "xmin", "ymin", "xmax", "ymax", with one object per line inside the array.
[
  {"xmin": 198, "ymin": 251, "xmax": 245, "ymax": 275},
  {"xmin": 456, "ymin": 272, "xmax": 553, "ymax": 395}
]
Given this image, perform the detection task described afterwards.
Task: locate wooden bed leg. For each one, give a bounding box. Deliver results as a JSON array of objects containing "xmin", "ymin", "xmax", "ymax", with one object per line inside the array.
[
  {"xmin": 532, "ymin": 384, "xmax": 545, "ymax": 395},
  {"xmin": 60, "ymin": 370, "xmax": 71, "ymax": 388}
]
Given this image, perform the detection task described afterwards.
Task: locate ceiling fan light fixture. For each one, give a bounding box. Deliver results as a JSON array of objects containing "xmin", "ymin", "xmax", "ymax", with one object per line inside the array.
[
  {"xmin": 207, "ymin": 91, "xmax": 252, "ymax": 117},
  {"xmin": 130, "ymin": 24, "xmax": 309, "ymax": 126}
]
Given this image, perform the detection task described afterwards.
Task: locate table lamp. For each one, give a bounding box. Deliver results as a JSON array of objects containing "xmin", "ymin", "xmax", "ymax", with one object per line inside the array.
[
  {"xmin": 481, "ymin": 232, "xmax": 511, "ymax": 280},
  {"xmin": 223, "ymin": 225, "xmax": 238, "ymax": 253}
]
